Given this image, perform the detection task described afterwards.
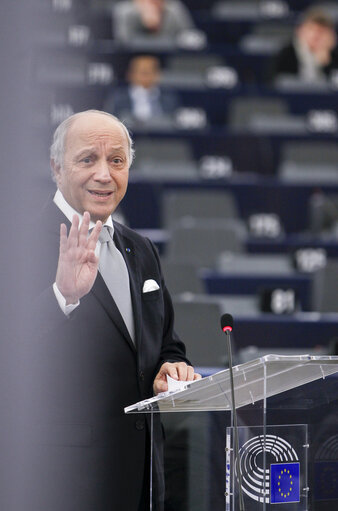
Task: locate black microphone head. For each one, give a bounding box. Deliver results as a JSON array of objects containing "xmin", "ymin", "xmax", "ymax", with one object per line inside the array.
[{"xmin": 221, "ymin": 313, "xmax": 234, "ymax": 332}]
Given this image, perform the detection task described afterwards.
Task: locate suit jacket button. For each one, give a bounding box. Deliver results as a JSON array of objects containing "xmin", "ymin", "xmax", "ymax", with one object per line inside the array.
[
  {"xmin": 135, "ymin": 419, "xmax": 145, "ymax": 431},
  {"xmin": 139, "ymin": 371, "xmax": 145, "ymax": 381}
]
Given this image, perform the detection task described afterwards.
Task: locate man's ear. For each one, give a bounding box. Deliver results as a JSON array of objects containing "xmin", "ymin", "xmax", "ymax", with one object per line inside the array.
[{"xmin": 51, "ymin": 159, "xmax": 61, "ymax": 184}]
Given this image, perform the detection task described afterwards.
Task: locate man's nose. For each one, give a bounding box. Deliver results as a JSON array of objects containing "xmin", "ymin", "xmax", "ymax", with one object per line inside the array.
[{"xmin": 93, "ymin": 160, "xmax": 112, "ymax": 182}]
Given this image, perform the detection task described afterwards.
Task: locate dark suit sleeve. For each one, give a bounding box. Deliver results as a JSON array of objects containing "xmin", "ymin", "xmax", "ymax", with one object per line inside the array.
[
  {"xmin": 324, "ymin": 47, "xmax": 338, "ymax": 76},
  {"xmin": 270, "ymin": 44, "xmax": 299, "ymax": 80},
  {"xmin": 30, "ymin": 286, "xmax": 82, "ymax": 339}
]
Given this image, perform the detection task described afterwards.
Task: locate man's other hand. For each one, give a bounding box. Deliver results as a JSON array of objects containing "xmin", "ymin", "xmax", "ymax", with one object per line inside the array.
[{"xmin": 153, "ymin": 362, "xmax": 201, "ymax": 395}]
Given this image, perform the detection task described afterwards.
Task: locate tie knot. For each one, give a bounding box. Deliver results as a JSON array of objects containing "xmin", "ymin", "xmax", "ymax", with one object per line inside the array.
[{"xmin": 99, "ymin": 226, "xmax": 112, "ymax": 244}]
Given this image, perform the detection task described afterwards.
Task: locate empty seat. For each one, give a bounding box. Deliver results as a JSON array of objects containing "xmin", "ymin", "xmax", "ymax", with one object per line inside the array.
[
  {"xmin": 162, "ymin": 190, "xmax": 239, "ymax": 228},
  {"xmin": 161, "ymin": 54, "xmax": 224, "ymax": 88},
  {"xmin": 166, "ymin": 220, "xmax": 246, "ymax": 265},
  {"xmin": 173, "ymin": 296, "xmax": 227, "ymax": 366},
  {"xmin": 279, "ymin": 141, "xmax": 338, "ymax": 183},
  {"xmin": 240, "ymin": 22, "xmax": 292, "ymax": 54},
  {"xmin": 173, "ymin": 293, "xmax": 259, "ymax": 366},
  {"xmin": 314, "ymin": 260, "xmax": 338, "ymax": 312},
  {"xmin": 161, "ymin": 261, "xmax": 205, "ymax": 294},
  {"xmin": 228, "ymin": 97, "xmax": 289, "ymax": 130},
  {"xmin": 167, "ymin": 54, "xmax": 224, "ymax": 74},
  {"xmin": 136, "ymin": 138, "xmax": 193, "ymax": 163},
  {"xmin": 280, "ymin": 165, "xmax": 338, "ymax": 183},
  {"xmin": 274, "ymin": 75, "xmax": 331, "ymax": 92},
  {"xmin": 212, "ymin": 1, "xmax": 261, "ymax": 20},
  {"xmin": 281, "ymin": 141, "xmax": 338, "ymax": 165},
  {"xmin": 132, "ymin": 138, "xmax": 197, "ymax": 180},
  {"xmin": 216, "ymin": 253, "xmax": 292, "ymax": 275},
  {"xmin": 118, "ymin": 113, "xmax": 176, "ymax": 132}
]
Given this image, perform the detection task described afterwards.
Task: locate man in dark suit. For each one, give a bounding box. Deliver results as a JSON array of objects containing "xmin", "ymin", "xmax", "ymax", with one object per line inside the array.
[
  {"xmin": 103, "ymin": 55, "xmax": 179, "ymax": 128},
  {"xmin": 273, "ymin": 7, "xmax": 338, "ymax": 82},
  {"xmin": 23, "ymin": 109, "xmax": 200, "ymax": 511}
]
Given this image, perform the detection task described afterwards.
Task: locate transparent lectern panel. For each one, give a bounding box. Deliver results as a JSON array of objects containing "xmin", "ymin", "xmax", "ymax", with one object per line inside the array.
[
  {"xmin": 226, "ymin": 425, "xmax": 308, "ymax": 510},
  {"xmin": 161, "ymin": 411, "xmax": 233, "ymax": 511},
  {"xmin": 125, "ymin": 356, "xmax": 338, "ymax": 414}
]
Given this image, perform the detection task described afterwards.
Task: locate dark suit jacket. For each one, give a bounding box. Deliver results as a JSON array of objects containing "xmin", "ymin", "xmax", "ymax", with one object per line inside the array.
[
  {"xmin": 21, "ymin": 199, "xmax": 189, "ymax": 511},
  {"xmin": 103, "ymin": 86, "xmax": 180, "ymax": 123},
  {"xmin": 273, "ymin": 42, "xmax": 338, "ymax": 79}
]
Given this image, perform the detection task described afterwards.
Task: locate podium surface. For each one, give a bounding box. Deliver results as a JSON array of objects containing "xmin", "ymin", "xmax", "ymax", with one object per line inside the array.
[{"xmin": 125, "ymin": 354, "xmax": 338, "ymax": 413}]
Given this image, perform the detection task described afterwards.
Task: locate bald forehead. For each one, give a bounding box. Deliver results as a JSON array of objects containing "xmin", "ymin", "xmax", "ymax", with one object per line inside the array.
[{"xmin": 67, "ymin": 113, "xmax": 127, "ymax": 142}]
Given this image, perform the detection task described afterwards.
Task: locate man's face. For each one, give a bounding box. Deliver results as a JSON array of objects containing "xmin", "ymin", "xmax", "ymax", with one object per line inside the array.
[
  {"xmin": 53, "ymin": 113, "xmax": 130, "ymax": 223},
  {"xmin": 298, "ymin": 21, "xmax": 335, "ymax": 52},
  {"xmin": 136, "ymin": 0, "xmax": 164, "ymax": 11},
  {"xmin": 128, "ymin": 56, "xmax": 160, "ymax": 89}
]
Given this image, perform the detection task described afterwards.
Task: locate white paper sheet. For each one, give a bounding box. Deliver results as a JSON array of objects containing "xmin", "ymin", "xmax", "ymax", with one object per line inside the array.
[{"xmin": 167, "ymin": 374, "xmax": 195, "ymax": 392}]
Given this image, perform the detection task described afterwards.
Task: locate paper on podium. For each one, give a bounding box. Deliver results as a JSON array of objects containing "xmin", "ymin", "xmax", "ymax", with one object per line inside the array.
[
  {"xmin": 156, "ymin": 375, "xmax": 196, "ymax": 398},
  {"xmin": 167, "ymin": 375, "xmax": 195, "ymax": 392}
]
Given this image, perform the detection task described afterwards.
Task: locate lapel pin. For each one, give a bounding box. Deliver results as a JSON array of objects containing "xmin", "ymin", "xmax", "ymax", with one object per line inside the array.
[{"xmin": 125, "ymin": 247, "xmax": 131, "ymax": 253}]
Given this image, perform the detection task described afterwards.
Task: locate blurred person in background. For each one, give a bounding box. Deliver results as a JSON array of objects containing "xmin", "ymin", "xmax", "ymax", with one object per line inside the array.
[
  {"xmin": 113, "ymin": 0, "xmax": 195, "ymax": 43},
  {"xmin": 273, "ymin": 7, "xmax": 338, "ymax": 82},
  {"xmin": 309, "ymin": 191, "xmax": 338, "ymax": 236},
  {"xmin": 104, "ymin": 55, "xmax": 180, "ymax": 125}
]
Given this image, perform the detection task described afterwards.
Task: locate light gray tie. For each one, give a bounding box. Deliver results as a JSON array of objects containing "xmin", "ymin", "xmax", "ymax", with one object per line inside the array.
[{"xmin": 98, "ymin": 226, "xmax": 135, "ymax": 343}]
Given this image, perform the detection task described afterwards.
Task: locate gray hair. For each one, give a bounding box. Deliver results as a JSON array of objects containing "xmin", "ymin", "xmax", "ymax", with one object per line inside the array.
[{"xmin": 50, "ymin": 110, "xmax": 135, "ymax": 174}]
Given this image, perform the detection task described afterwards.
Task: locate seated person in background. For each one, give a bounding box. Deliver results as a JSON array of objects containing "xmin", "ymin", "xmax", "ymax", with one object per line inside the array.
[
  {"xmin": 113, "ymin": 0, "xmax": 195, "ymax": 43},
  {"xmin": 273, "ymin": 7, "xmax": 338, "ymax": 82},
  {"xmin": 309, "ymin": 191, "xmax": 338, "ymax": 236},
  {"xmin": 104, "ymin": 55, "xmax": 180, "ymax": 125}
]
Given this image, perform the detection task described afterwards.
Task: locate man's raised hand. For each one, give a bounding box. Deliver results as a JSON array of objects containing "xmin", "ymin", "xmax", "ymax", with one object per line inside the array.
[{"xmin": 55, "ymin": 212, "xmax": 102, "ymax": 304}]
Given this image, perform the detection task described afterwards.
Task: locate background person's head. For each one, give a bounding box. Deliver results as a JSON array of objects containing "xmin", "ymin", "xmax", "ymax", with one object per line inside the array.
[
  {"xmin": 127, "ymin": 55, "xmax": 161, "ymax": 89},
  {"xmin": 297, "ymin": 8, "xmax": 336, "ymax": 56},
  {"xmin": 50, "ymin": 110, "xmax": 134, "ymax": 222},
  {"xmin": 134, "ymin": 0, "xmax": 165, "ymax": 32}
]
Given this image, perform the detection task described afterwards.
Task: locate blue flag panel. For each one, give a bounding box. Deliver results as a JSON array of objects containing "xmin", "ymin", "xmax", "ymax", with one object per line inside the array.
[{"xmin": 270, "ymin": 463, "xmax": 300, "ymax": 504}]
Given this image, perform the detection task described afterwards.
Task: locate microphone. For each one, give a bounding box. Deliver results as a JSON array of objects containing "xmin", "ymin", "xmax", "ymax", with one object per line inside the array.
[
  {"xmin": 221, "ymin": 313, "xmax": 233, "ymax": 333},
  {"xmin": 220, "ymin": 314, "xmax": 245, "ymax": 510}
]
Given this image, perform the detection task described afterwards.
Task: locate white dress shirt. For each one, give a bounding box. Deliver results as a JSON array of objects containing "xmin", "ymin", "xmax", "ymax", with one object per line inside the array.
[
  {"xmin": 294, "ymin": 37, "xmax": 325, "ymax": 82},
  {"xmin": 129, "ymin": 85, "xmax": 162, "ymax": 121}
]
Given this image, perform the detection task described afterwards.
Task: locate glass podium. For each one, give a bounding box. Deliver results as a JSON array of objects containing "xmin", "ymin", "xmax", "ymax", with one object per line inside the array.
[{"xmin": 125, "ymin": 355, "xmax": 338, "ymax": 510}]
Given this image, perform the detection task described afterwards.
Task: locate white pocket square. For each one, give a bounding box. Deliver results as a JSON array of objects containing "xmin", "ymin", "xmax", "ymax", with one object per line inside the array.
[{"xmin": 142, "ymin": 279, "xmax": 160, "ymax": 293}]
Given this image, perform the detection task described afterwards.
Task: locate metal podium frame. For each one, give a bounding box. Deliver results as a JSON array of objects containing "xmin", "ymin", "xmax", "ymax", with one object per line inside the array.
[{"xmin": 125, "ymin": 355, "xmax": 338, "ymax": 510}]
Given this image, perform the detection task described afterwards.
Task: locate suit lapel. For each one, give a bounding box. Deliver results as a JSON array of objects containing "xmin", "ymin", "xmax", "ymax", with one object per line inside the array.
[{"xmin": 91, "ymin": 273, "xmax": 136, "ymax": 353}]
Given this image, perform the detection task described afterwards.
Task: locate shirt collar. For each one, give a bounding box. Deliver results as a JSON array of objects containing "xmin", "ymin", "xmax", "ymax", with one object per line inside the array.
[
  {"xmin": 130, "ymin": 84, "xmax": 160, "ymax": 98},
  {"xmin": 53, "ymin": 189, "xmax": 114, "ymax": 233}
]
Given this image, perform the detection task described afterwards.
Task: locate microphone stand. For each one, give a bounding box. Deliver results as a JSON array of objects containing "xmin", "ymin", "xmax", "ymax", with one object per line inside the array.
[{"xmin": 224, "ymin": 328, "xmax": 245, "ymax": 511}]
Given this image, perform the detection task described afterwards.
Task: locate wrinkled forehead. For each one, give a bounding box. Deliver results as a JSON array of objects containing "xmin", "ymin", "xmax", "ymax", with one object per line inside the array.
[{"xmin": 65, "ymin": 114, "xmax": 129, "ymax": 153}]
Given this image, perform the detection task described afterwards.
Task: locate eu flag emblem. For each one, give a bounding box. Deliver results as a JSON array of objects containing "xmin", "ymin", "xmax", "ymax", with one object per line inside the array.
[{"xmin": 270, "ymin": 463, "xmax": 300, "ymax": 504}]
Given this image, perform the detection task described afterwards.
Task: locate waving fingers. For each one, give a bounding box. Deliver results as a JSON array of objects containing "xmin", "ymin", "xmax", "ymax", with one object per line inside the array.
[{"xmin": 87, "ymin": 219, "xmax": 102, "ymax": 251}]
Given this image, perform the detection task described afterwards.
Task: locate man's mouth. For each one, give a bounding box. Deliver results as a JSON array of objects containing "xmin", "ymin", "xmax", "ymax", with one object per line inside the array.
[{"xmin": 88, "ymin": 190, "xmax": 113, "ymax": 198}]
